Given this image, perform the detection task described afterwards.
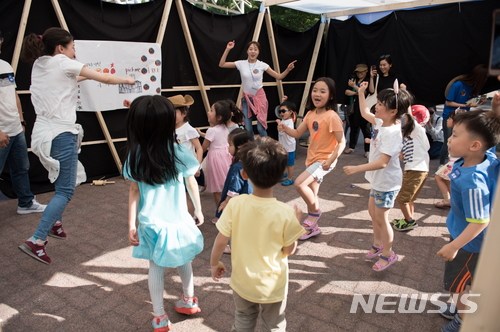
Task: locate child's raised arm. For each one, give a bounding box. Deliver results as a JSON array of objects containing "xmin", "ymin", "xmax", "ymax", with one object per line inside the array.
[
  {"xmin": 492, "ymin": 91, "xmax": 500, "ymax": 117},
  {"xmin": 358, "ymin": 82, "xmax": 376, "ymax": 125}
]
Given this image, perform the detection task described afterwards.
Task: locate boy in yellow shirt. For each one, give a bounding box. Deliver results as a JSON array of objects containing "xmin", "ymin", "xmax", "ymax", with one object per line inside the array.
[{"xmin": 210, "ymin": 137, "xmax": 305, "ymax": 331}]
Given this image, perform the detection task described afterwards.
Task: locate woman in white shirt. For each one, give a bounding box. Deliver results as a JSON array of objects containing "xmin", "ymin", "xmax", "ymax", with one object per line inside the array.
[
  {"xmin": 219, "ymin": 40, "xmax": 296, "ymax": 139},
  {"xmin": 18, "ymin": 27, "xmax": 134, "ymax": 264}
]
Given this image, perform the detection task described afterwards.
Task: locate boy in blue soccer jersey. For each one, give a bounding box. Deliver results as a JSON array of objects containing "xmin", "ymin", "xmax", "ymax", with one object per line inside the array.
[{"xmin": 437, "ymin": 96, "xmax": 500, "ymax": 332}]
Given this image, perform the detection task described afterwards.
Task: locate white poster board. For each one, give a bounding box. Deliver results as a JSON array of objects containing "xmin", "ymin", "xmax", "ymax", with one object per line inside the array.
[{"xmin": 74, "ymin": 40, "xmax": 162, "ymax": 112}]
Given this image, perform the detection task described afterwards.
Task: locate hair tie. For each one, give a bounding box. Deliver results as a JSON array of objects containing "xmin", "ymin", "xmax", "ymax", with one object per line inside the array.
[{"xmin": 38, "ymin": 35, "xmax": 43, "ymax": 40}]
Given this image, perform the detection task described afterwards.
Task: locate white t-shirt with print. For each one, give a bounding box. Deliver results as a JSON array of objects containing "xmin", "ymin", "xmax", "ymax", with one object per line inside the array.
[
  {"xmin": 365, "ymin": 118, "xmax": 402, "ymax": 192},
  {"xmin": 235, "ymin": 60, "xmax": 269, "ymax": 95},
  {"xmin": 176, "ymin": 122, "xmax": 200, "ymax": 157},
  {"xmin": 402, "ymin": 119, "xmax": 430, "ymax": 172},
  {"xmin": 0, "ymin": 60, "xmax": 22, "ymax": 136},
  {"xmin": 30, "ymin": 54, "xmax": 84, "ymax": 123},
  {"xmin": 278, "ymin": 118, "xmax": 296, "ymax": 152}
]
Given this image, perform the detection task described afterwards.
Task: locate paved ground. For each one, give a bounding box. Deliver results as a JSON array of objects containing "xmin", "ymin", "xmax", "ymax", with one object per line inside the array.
[{"xmin": 0, "ymin": 137, "xmax": 453, "ymax": 332}]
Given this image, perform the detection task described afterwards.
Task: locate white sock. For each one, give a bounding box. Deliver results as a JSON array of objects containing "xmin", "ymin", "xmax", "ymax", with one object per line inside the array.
[
  {"xmin": 177, "ymin": 262, "xmax": 194, "ymax": 299},
  {"xmin": 148, "ymin": 260, "xmax": 165, "ymax": 317}
]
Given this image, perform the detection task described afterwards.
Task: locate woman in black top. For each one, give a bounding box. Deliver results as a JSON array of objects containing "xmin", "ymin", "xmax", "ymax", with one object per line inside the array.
[{"xmin": 369, "ymin": 54, "xmax": 406, "ymax": 94}]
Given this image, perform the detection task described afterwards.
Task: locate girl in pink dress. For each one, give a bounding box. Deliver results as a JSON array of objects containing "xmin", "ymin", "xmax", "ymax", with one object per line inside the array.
[{"xmin": 202, "ymin": 100, "xmax": 233, "ymax": 216}]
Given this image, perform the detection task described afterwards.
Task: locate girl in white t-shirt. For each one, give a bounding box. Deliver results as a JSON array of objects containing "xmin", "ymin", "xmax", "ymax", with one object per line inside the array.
[
  {"xmin": 219, "ymin": 40, "xmax": 296, "ymax": 139},
  {"xmin": 344, "ymin": 81, "xmax": 412, "ymax": 272},
  {"xmin": 392, "ymin": 105, "xmax": 430, "ymax": 231},
  {"xmin": 170, "ymin": 94, "xmax": 204, "ymax": 222},
  {"xmin": 18, "ymin": 28, "xmax": 134, "ymax": 265}
]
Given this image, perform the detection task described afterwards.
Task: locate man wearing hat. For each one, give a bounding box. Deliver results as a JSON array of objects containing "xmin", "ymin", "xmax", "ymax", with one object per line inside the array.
[{"xmin": 0, "ymin": 31, "xmax": 46, "ymax": 214}]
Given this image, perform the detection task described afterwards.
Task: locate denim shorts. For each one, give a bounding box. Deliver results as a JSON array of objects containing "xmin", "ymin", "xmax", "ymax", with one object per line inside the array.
[
  {"xmin": 370, "ymin": 189, "xmax": 399, "ymax": 208},
  {"xmin": 287, "ymin": 151, "xmax": 296, "ymax": 166},
  {"xmin": 305, "ymin": 161, "xmax": 334, "ymax": 184}
]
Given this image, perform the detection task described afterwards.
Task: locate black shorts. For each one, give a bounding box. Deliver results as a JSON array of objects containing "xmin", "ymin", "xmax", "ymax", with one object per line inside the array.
[{"xmin": 444, "ymin": 246, "xmax": 479, "ymax": 293}]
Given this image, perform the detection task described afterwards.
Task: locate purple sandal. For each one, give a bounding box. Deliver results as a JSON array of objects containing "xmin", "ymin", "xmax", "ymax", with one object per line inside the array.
[
  {"xmin": 365, "ymin": 244, "xmax": 383, "ymax": 259},
  {"xmin": 372, "ymin": 251, "xmax": 398, "ymax": 272},
  {"xmin": 298, "ymin": 210, "xmax": 322, "ymax": 240}
]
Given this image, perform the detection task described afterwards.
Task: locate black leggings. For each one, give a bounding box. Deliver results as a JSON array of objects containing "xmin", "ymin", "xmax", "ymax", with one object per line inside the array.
[{"xmin": 347, "ymin": 107, "xmax": 371, "ymax": 152}]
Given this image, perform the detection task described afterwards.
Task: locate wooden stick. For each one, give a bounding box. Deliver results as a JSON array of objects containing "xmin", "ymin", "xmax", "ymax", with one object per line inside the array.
[
  {"xmin": 156, "ymin": 0, "xmax": 173, "ymax": 45},
  {"xmin": 175, "ymin": 0, "xmax": 211, "ymax": 114},
  {"xmin": 11, "ymin": 0, "xmax": 32, "ymax": 74},
  {"xmin": 265, "ymin": 7, "xmax": 285, "ymax": 101},
  {"xmin": 297, "ymin": 15, "xmax": 326, "ymax": 127}
]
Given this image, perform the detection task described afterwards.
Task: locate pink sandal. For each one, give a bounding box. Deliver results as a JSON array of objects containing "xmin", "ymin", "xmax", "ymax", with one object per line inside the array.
[
  {"xmin": 365, "ymin": 244, "xmax": 383, "ymax": 259},
  {"xmin": 299, "ymin": 210, "xmax": 322, "ymax": 240},
  {"xmin": 372, "ymin": 251, "xmax": 398, "ymax": 272}
]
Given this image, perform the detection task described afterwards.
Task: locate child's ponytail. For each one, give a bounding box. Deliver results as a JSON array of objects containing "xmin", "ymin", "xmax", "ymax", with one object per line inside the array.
[
  {"xmin": 225, "ymin": 99, "xmax": 244, "ymax": 124},
  {"xmin": 401, "ymin": 113, "xmax": 415, "ymax": 139}
]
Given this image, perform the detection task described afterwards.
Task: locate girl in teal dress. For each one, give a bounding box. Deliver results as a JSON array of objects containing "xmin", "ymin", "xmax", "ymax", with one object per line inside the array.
[{"xmin": 123, "ymin": 95, "xmax": 204, "ymax": 332}]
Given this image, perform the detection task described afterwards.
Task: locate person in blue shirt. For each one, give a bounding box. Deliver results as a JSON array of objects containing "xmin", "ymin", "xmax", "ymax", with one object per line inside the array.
[
  {"xmin": 439, "ymin": 64, "xmax": 488, "ymax": 165},
  {"xmin": 437, "ymin": 101, "xmax": 500, "ymax": 332}
]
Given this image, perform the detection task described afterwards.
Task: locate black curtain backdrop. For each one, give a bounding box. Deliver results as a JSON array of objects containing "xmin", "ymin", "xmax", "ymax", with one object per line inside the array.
[
  {"xmin": 0, "ymin": 0, "xmax": 499, "ymax": 197},
  {"xmin": 328, "ymin": 0, "xmax": 500, "ymax": 106}
]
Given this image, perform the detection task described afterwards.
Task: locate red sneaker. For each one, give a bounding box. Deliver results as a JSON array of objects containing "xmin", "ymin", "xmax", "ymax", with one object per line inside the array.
[
  {"xmin": 174, "ymin": 295, "xmax": 201, "ymax": 315},
  {"xmin": 49, "ymin": 223, "xmax": 67, "ymax": 240},
  {"xmin": 19, "ymin": 240, "xmax": 51, "ymax": 264}
]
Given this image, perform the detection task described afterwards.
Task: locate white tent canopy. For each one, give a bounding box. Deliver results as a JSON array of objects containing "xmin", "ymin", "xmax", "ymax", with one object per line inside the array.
[{"xmin": 268, "ymin": 0, "xmax": 476, "ymax": 17}]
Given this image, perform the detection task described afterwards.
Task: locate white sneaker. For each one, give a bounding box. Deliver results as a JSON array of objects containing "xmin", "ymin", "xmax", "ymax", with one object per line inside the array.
[{"xmin": 17, "ymin": 199, "xmax": 47, "ymax": 215}]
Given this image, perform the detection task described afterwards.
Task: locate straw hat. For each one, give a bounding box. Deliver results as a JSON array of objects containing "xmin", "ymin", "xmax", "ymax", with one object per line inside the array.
[
  {"xmin": 168, "ymin": 95, "xmax": 194, "ymax": 108},
  {"xmin": 354, "ymin": 64, "xmax": 368, "ymax": 72}
]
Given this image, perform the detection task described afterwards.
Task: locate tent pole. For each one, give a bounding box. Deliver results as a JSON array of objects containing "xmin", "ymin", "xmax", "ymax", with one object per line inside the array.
[
  {"xmin": 264, "ymin": 6, "xmax": 284, "ymax": 101},
  {"xmin": 175, "ymin": 0, "xmax": 211, "ymax": 114},
  {"xmin": 51, "ymin": 0, "xmax": 69, "ymax": 30},
  {"xmin": 297, "ymin": 14, "xmax": 326, "ymax": 126},
  {"xmin": 156, "ymin": 0, "xmax": 173, "ymax": 45},
  {"xmin": 11, "ymin": 0, "xmax": 32, "ymax": 74},
  {"xmin": 51, "ymin": 0, "xmax": 122, "ymax": 173}
]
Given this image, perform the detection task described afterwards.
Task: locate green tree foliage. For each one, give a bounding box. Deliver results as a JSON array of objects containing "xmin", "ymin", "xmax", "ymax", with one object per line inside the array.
[
  {"xmin": 192, "ymin": 0, "xmax": 319, "ymax": 32},
  {"xmin": 268, "ymin": 6, "xmax": 319, "ymax": 32}
]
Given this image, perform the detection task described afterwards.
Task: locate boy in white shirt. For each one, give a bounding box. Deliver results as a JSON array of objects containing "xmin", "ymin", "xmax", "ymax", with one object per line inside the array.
[{"xmin": 276, "ymin": 96, "xmax": 297, "ymax": 186}]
